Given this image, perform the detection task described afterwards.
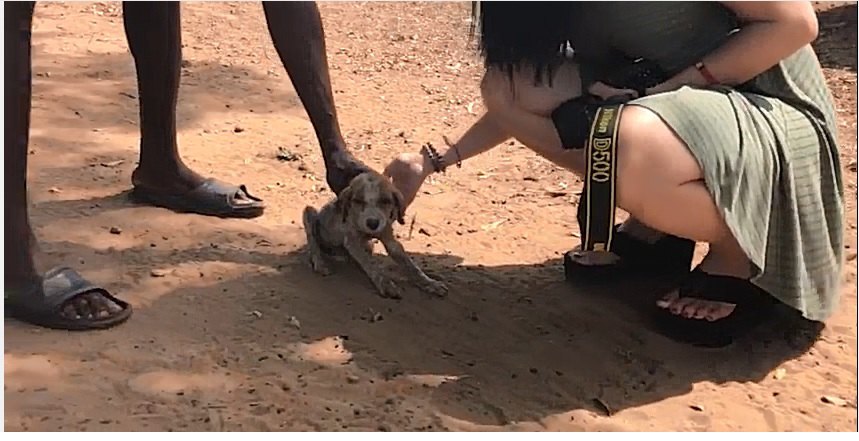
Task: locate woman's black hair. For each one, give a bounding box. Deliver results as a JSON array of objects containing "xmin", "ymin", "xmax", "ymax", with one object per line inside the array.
[{"xmin": 470, "ymin": 1, "xmax": 575, "ymax": 85}]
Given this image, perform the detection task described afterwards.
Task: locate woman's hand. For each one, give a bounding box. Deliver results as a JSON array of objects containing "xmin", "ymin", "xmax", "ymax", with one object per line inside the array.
[
  {"xmin": 588, "ymin": 81, "xmax": 639, "ymax": 101},
  {"xmin": 383, "ymin": 152, "xmax": 433, "ymax": 209}
]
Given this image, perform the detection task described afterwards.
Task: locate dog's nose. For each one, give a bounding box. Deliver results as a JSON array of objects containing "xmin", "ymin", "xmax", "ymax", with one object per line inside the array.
[{"xmin": 366, "ymin": 218, "xmax": 381, "ymax": 231}]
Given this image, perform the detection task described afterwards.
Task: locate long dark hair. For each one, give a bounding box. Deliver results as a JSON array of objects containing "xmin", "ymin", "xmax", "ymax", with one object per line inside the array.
[{"xmin": 470, "ymin": 1, "xmax": 575, "ymax": 85}]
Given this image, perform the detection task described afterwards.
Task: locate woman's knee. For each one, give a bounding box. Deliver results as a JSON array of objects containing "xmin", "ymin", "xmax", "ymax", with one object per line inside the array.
[
  {"xmin": 480, "ymin": 63, "xmax": 582, "ymax": 116},
  {"xmin": 479, "ymin": 68, "xmax": 514, "ymax": 113},
  {"xmin": 617, "ymin": 106, "xmax": 703, "ymax": 182},
  {"xmin": 614, "ymin": 105, "xmax": 704, "ymax": 212}
]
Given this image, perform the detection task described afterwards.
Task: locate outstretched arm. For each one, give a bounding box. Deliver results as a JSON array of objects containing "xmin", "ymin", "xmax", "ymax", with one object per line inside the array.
[
  {"xmin": 648, "ymin": 1, "xmax": 818, "ymax": 94},
  {"xmin": 262, "ymin": 1, "xmax": 369, "ymax": 194}
]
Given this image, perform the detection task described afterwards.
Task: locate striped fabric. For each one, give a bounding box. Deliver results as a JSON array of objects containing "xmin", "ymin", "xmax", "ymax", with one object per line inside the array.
[{"xmin": 569, "ymin": 2, "xmax": 844, "ymax": 320}]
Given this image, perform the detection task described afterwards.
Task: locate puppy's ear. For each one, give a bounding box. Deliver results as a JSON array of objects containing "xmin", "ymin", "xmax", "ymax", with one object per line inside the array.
[
  {"xmin": 337, "ymin": 184, "xmax": 354, "ymax": 223},
  {"xmin": 391, "ymin": 186, "xmax": 406, "ymax": 225}
]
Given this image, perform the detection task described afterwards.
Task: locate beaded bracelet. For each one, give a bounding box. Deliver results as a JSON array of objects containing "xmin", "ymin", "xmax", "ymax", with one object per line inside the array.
[
  {"xmin": 695, "ymin": 61, "xmax": 719, "ymax": 86},
  {"xmin": 420, "ymin": 142, "xmax": 446, "ymax": 174}
]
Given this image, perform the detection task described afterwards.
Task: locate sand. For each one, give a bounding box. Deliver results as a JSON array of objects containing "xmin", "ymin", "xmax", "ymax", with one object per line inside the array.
[{"xmin": 4, "ymin": 1, "xmax": 857, "ymax": 432}]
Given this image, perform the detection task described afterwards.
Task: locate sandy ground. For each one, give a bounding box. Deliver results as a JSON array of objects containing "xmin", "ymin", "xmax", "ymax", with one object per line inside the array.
[{"xmin": 4, "ymin": 1, "xmax": 858, "ymax": 432}]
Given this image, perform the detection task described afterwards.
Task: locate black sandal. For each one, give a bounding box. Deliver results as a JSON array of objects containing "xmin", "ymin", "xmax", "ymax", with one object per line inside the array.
[
  {"xmin": 651, "ymin": 268, "xmax": 779, "ymax": 348},
  {"xmin": 131, "ymin": 178, "xmax": 265, "ymax": 219},
  {"xmin": 5, "ymin": 267, "xmax": 133, "ymax": 331},
  {"xmin": 564, "ymin": 224, "xmax": 695, "ymax": 283}
]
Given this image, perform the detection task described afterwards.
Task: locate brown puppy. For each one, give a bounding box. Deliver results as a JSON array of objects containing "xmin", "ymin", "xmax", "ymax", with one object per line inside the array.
[{"xmin": 302, "ymin": 171, "xmax": 448, "ymax": 299}]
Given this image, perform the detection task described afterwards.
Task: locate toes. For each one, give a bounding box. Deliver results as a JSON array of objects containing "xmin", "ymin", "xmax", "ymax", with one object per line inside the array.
[
  {"xmin": 423, "ymin": 280, "xmax": 448, "ymax": 297},
  {"xmin": 86, "ymin": 292, "xmax": 120, "ymax": 319},
  {"xmin": 656, "ymin": 291, "xmax": 679, "ymax": 309},
  {"xmin": 669, "ymin": 297, "xmax": 695, "ymax": 315},
  {"xmin": 660, "ymin": 295, "xmax": 737, "ymax": 322},
  {"xmin": 692, "ymin": 304, "xmax": 711, "ymax": 319},
  {"xmin": 61, "ymin": 292, "xmax": 123, "ymax": 321},
  {"xmin": 381, "ymin": 280, "xmax": 403, "ymax": 299},
  {"xmin": 680, "ymin": 301, "xmax": 700, "ymax": 319},
  {"xmin": 705, "ymin": 303, "xmax": 736, "ymax": 321},
  {"xmin": 106, "ymin": 297, "xmax": 124, "ymax": 314},
  {"xmin": 61, "ymin": 302, "xmax": 80, "ymax": 320},
  {"xmin": 73, "ymin": 296, "xmax": 94, "ymax": 319}
]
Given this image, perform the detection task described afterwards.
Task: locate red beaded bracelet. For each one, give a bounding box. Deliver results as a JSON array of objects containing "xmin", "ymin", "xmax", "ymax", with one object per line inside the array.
[{"xmin": 695, "ymin": 61, "xmax": 719, "ymax": 85}]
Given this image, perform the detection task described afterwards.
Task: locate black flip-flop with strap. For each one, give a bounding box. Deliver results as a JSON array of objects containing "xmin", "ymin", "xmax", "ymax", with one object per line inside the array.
[
  {"xmin": 5, "ymin": 267, "xmax": 132, "ymax": 331},
  {"xmin": 131, "ymin": 178, "xmax": 265, "ymax": 219},
  {"xmin": 651, "ymin": 268, "xmax": 779, "ymax": 348},
  {"xmin": 564, "ymin": 223, "xmax": 695, "ymax": 283}
]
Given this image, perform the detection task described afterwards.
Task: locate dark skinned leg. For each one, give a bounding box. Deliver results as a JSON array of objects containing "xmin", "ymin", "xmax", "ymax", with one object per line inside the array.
[
  {"xmin": 121, "ymin": 2, "xmax": 201, "ymax": 193},
  {"xmin": 5, "ymin": 2, "xmax": 125, "ymax": 325},
  {"xmin": 5, "ymin": 1, "xmax": 39, "ymax": 292},
  {"xmin": 262, "ymin": 1, "xmax": 369, "ymax": 195},
  {"xmin": 122, "ymin": 2, "xmax": 264, "ymax": 217}
]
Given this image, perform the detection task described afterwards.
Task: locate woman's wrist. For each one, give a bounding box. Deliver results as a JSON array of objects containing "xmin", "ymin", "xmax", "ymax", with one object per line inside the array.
[
  {"xmin": 418, "ymin": 136, "xmax": 464, "ymax": 178},
  {"xmin": 423, "ymin": 150, "xmax": 436, "ymax": 178},
  {"xmin": 646, "ymin": 64, "xmax": 710, "ymax": 95}
]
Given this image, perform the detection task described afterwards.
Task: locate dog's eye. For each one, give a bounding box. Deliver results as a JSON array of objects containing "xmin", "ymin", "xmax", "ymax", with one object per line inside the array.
[{"xmin": 352, "ymin": 198, "xmax": 366, "ymax": 206}]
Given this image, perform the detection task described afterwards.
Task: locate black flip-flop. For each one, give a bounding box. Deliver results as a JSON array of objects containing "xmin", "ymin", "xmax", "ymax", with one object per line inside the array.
[
  {"xmin": 5, "ymin": 267, "xmax": 132, "ymax": 331},
  {"xmin": 564, "ymin": 224, "xmax": 695, "ymax": 283},
  {"xmin": 651, "ymin": 268, "xmax": 779, "ymax": 348},
  {"xmin": 131, "ymin": 178, "xmax": 265, "ymax": 219}
]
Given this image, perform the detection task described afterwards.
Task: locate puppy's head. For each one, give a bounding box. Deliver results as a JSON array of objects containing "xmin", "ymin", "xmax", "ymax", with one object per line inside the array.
[{"xmin": 337, "ymin": 171, "xmax": 405, "ymax": 236}]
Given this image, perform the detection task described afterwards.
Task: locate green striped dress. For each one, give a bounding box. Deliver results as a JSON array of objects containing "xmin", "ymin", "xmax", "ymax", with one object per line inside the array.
[{"xmin": 568, "ymin": 2, "xmax": 844, "ymax": 321}]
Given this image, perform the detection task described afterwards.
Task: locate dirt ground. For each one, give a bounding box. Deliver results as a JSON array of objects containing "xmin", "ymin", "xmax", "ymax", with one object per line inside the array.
[{"xmin": 4, "ymin": 1, "xmax": 858, "ymax": 432}]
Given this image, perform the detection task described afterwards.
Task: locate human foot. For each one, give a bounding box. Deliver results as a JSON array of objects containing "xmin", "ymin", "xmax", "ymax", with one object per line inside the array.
[
  {"xmin": 655, "ymin": 243, "xmax": 752, "ymax": 320},
  {"xmin": 651, "ymin": 248, "xmax": 776, "ymax": 347},
  {"xmin": 5, "ymin": 267, "xmax": 132, "ymax": 330},
  {"xmin": 564, "ymin": 219, "xmax": 694, "ymax": 282},
  {"xmin": 324, "ymin": 148, "xmax": 372, "ymax": 196},
  {"xmin": 131, "ymin": 162, "xmax": 264, "ymax": 218}
]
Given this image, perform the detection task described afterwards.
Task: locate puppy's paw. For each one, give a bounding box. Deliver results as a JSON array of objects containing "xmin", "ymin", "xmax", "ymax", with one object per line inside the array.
[
  {"xmin": 376, "ymin": 277, "xmax": 403, "ymax": 300},
  {"xmin": 420, "ymin": 278, "xmax": 449, "ymax": 298},
  {"xmin": 309, "ymin": 254, "xmax": 333, "ymax": 276}
]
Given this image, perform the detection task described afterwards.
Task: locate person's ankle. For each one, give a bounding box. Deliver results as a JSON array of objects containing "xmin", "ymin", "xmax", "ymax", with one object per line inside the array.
[
  {"xmin": 133, "ymin": 161, "xmax": 203, "ymax": 188},
  {"xmin": 700, "ymin": 239, "xmax": 751, "ymax": 279},
  {"xmin": 618, "ymin": 218, "xmax": 664, "ymax": 244},
  {"xmin": 5, "ymin": 272, "xmax": 42, "ymax": 295}
]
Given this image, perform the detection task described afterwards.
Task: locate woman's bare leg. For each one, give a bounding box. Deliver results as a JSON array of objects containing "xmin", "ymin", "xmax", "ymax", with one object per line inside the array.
[{"xmin": 481, "ymin": 66, "xmax": 749, "ymax": 321}]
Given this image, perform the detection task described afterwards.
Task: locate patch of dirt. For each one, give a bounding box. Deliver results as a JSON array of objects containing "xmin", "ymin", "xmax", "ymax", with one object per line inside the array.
[{"xmin": 5, "ymin": 1, "xmax": 857, "ymax": 432}]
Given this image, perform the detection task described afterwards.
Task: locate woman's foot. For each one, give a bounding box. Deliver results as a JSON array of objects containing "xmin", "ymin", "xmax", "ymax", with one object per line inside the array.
[
  {"xmin": 564, "ymin": 218, "xmax": 695, "ymax": 282},
  {"xmin": 651, "ymin": 238, "xmax": 776, "ymax": 348},
  {"xmin": 567, "ymin": 218, "xmax": 664, "ymax": 264},
  {"xmin": 655, "ymin": 238, "xmax": 751, "ymax": 321}
]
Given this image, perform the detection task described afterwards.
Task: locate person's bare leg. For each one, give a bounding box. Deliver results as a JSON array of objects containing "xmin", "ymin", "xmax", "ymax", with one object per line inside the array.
[
  {"xmin": 121, "ymin": 2, "xmax": 203, "ymax": 195},
  {"xmin": 5, "ymin": 1, "xmax": 124, "ymax": 323},
  {"xmin": 482, "ymin": 65, "xmax": 673, "ymax": 255},
  {"xmin": 122, "ymin": 2, "xmax": 263, "ymax": 218},
  {"xmin": 482, "ymin": 72, "xmax": 746, "ymax": 320},
  {"xmin": 261, "ymin": 1, "xmax": 369, "ymax": 195},
  {"xmin": 5, "ymin": 1, "xmax": 39, "ymax": 292},
  {"xmin": 614, "ymin": 106, "xmax": 749, "ymax": 320}
]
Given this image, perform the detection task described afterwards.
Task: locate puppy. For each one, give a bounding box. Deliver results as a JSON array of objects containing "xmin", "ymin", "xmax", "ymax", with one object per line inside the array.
[{"xmin": 302, "ymin": 171, "xmax": 448, "ymax": 299}]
